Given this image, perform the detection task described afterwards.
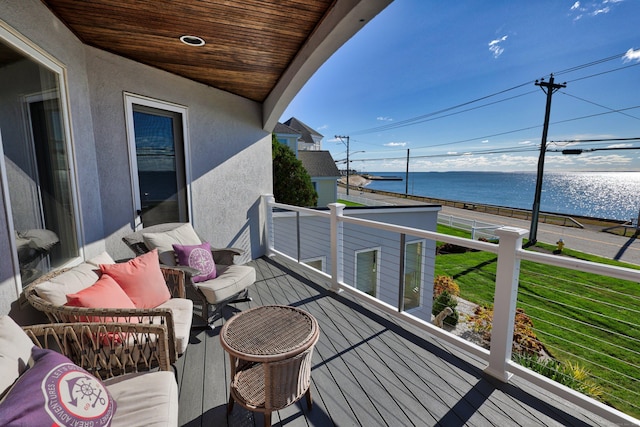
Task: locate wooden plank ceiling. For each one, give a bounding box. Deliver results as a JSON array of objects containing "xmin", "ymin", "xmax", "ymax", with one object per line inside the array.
[{"xmin": 40, "ymin": 0, "xmax": 334, "ymax": 102}]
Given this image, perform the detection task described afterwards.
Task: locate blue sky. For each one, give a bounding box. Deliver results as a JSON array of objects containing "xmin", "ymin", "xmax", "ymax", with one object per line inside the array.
[{"xmin": 279, "ymin": 0, "xmax": 640, "ymax": 173}]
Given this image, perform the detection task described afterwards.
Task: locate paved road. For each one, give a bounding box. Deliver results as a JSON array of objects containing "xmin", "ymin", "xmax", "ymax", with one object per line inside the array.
[{"xmin": 339, "ymin": 187, "xmax": 640, "ymax": 266}]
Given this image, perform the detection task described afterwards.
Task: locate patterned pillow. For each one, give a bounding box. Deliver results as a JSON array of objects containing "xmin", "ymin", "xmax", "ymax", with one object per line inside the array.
[
  {"xmin": 173, "ymin": 242, "xmax": 217, "ymax": 283},
  {"xmin": 0, "ymin": 347, "xmax": 116, "ymax": 426}
]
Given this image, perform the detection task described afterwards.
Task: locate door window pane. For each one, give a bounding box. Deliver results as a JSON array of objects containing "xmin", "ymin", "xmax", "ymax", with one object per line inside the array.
[
  {"xmin": 0, "ymin": 41, "xmax": 78, "ymax": 285},
  {"xmin": 132, "ymin": 106, "xmax": 187, "ymax": 227},
  {"xmin": 355, "ymin": 249, "xmax": 378, "ymax": 297},
  {"xmin": 404, "ymin": 241, "xmax": 423, "ymax": 310}
]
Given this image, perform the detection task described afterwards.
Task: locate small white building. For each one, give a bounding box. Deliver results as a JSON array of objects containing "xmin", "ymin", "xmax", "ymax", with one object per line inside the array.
[{"xmin": 273, "ymin": 204, "xmax": 441, "ymax": 322}]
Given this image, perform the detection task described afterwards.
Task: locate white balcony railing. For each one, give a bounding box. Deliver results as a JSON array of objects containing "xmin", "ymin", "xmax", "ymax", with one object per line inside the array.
[{"xmin": 262, "ymin": 195, "xmax": 640, "ymax": 426}]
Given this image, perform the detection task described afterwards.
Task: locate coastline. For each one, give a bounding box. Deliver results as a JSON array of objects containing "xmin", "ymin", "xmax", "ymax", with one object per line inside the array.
[
  {"xmin": 338, "ymin": 174, "xmax": 371, "ymax": 187},
  {"xmin": 337, "ymin": 183, "xmax": 640, "ymax": 265}
]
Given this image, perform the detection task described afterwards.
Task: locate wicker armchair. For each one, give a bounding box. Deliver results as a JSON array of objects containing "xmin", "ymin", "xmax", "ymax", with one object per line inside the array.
[
  {"xmin": 22, "ymin": 322, "xmax": 172, "ymax": 379},
  {"xmin": 23, "ymin": 265, "xmax": 189, "ymax": 364},
  {"xmin": 2, "ymin": 319, "xmax": 179, "ymax": 426},
  {"xmin": 122, "ymin": 222, "xmax": 255, "ymax": 325}
]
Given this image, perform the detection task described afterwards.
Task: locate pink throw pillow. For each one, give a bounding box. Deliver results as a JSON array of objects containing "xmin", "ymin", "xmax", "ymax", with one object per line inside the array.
[
  {"xmin": 100, "ymin": 249, "xmax": 171, "ymax": 308},
  {"xmin": 173, "ymin": 242, "xmax": 217, "ymax": 283},
  {"xmin": 66, "ymin": 275, "xmax": 136, "ymax": 322}
]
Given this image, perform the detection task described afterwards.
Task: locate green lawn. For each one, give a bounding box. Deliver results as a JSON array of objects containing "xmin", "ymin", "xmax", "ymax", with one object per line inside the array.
[
  {"xmin": 337, "ymin": 199, "xmax": 365, "ymax": 207},
  {"xmin": 434, "ymin": 224, "xmax": 640, "ymax": 418}
]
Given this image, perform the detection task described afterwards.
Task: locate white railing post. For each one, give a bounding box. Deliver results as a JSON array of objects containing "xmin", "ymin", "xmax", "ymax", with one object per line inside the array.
[
  {"xmin": 263, "ymin": 194, "xmax": 275, "ymax": 257},
  {"xmin": 485, "ymin": 226, "xmax": 528, "ymax": 382},
  {"xmin": 328, "ymin": 203, "xmax": 345, "ymax": 292}
]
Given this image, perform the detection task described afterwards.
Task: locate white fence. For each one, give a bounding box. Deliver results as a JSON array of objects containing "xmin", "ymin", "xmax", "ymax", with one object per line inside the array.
[
  {"xmin": 437, "ymin": 213, "xmax": 502, "ymax": 240},
  {"xmin": 263, "ymin": 195, "xmax": 640, "ymax": 426}
]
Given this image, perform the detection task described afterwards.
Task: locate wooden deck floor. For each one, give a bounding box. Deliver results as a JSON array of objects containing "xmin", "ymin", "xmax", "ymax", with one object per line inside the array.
[{"xmin": 175, "ymin": 257, "xmax": 615, "ymax": 427}]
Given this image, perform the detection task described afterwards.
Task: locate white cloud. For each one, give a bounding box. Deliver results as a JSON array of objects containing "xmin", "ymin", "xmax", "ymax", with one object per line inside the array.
[
  {"xmin": 607, "ymin": 143, "xmax": 633, "ymax": 148},
  {"xmin": 576, "ymin": 154, "xmax": 632, "ymax": 165},
  {"xmin": 518, "ymin": 140, "xmax": 534, "ymax": 145},
  {"xmin": 447, "ymin": 151, "xmax": 458, "ymax": 155},
  {"xmin": 623, "ymin": 48, "xmax": 640, "ymax": 63},
  {"xmin": 384, "ymin": 141, "xmax": 407, "ymax": 147},
  {"xmin": 488, "ymin": 35, "xmax": 508, "ymax": 58},
  {"xmin": 317, "ymin": 124, "xmax": 329, "ymax": 131},
  {"xmin": 376, "ymin": 116, "xmax": 393, "ymax": 122},
  {"xmin": 570, "ymin": 0, "xmax": 621, "ymax": 19},
  {"xmin": 481, "ymin": 139, "xmax": 489, "ymax": 143},
  {"xmin": 592, "ymin": 7, "xmax": 610, "ymax": 15}
]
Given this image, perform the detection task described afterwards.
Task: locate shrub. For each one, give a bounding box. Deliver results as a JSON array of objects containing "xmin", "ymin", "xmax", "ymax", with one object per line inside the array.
[
  {"xmin": 468, "ymin": 306, "xmax": 543, "ymax": 355},
  {"xmin": 433, "ymin": 275, "xmax": 460, "ymax": 299},
  {"xmin": 432, "ymin": 291, "xmax": 459, "ymax": 326},
  {"xmin": 513, "ymin": 354, "xmax": 604, "ymax": 401}
]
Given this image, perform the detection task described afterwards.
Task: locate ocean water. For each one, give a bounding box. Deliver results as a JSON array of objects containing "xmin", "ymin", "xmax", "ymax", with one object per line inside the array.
[{"xmin": 362, "ymin": 171, "xmax": 640, "ymax": 221}]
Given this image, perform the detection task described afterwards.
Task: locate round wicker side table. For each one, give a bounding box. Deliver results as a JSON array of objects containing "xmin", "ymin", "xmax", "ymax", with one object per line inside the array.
[{"xmin": 220, "ymin": 305, "xmax": 320, "ymax": 427}]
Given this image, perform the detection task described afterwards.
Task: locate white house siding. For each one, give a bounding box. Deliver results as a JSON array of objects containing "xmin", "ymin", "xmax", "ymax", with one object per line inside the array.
[
  {"xmin": 273, "ymin": 206, "xmax": 441, "ymax": 322},
  {"xmin": 0, "ymin": 0, "xmax": 271, "ymax": 317}
]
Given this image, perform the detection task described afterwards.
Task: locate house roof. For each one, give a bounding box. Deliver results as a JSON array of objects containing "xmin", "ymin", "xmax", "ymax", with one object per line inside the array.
[
  {"xmin": 298, "ymin": 150, "xmax": 340, "ymax": 178},
  {"xmin": 273, "ymin": 122, "xmax": 301, "ymax": 136},
  {"xmin": 39, "ymin": 0, "xmax": 392, "ymax": 131},
  {"xmin": 283, "ymin": 117, "xmax": 323, "ymax": 146}
]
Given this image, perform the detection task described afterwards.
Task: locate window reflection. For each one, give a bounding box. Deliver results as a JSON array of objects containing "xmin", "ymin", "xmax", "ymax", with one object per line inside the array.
[{"xmin": 0, "ymin": 41, "xmax": 78, "ymax": 285}]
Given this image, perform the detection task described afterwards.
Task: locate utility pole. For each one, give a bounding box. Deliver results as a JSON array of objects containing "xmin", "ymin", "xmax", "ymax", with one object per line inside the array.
[
  {"xmin": 405, "ymin": 149, "xmax": 410, "ymax": 197},
  {"xmin": 336, "ymin": 135, "xmax": 350, "ymax": 195},
  {"xmin": 529, "ymin": 74, "xmax": 566, "ymax": 245}
]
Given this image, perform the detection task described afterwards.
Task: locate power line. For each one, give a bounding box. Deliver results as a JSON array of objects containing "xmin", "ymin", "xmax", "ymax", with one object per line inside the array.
[
  {"xmin": 559, "ymin": 91, "xmax": 640, "ymax": 121},
  {"xmin": 345, "ymin": 50, "xmax": 634, "ymax": 137},
  {"xmin": 349, "ymin": 81, "xmax": 535, "ymax": 135}
]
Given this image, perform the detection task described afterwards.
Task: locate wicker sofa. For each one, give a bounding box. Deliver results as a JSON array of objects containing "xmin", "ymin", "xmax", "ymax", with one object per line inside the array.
[
  {"xmin": 23, "ymin": 251, "xmax": 193, "ymax": 363},
  {"xmin": 0, "ymin": 315, "xmax": 178, "ymax": 426}
]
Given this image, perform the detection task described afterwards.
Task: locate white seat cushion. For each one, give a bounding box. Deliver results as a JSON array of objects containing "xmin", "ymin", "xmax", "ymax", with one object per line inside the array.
[
  {"xmin": 155, "ymin": 298, "xmax": 194, "ymax": 354},
  {"xmin": 0, "ymin": 316, "xmax": 36, "ymax": 396},
  {"xmin": 196, "ymin": 264, "xmax": 256, "ymax": 304},
  {"xmin": 105, "ymin": 371, "xmax": 178, "ymax": 427},
  {"xmin": 33, "ymin": 253, "xmax": 115, "ymax": 305},
  {"xmin": 142, "ymin": 223, "xmax": 201, "ymax": 266}
]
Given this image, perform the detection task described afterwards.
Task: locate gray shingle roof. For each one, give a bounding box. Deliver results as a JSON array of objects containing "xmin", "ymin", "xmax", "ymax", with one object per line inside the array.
[
  {"xmin": 273, "ymin": 122, "xmax": 301, "ymax": 135},
  {"xmin": 283, "ymin": 117, "xmax": 323, "ymax": 145},
  {"xmin": 297, "ymin": 151, "xmax": 340, "ymax": 177}
]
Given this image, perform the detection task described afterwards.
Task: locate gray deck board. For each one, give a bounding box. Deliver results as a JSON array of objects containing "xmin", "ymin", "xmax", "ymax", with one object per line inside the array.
[{"xmin": 176, "ymin": 257, "xmax": 616, "ymax": 427}]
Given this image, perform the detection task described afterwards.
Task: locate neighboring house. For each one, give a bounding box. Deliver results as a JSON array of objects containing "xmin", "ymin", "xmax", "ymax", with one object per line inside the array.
[
  {"xmin": 283, "ymin": 117, "xmax": 323, "ymax": 151},
  {"xmin": 273, "ymin": 122, "xmax": 301, "ymax": 157},
  {"xmin": 297, "ymin": 151, "xmax": 341, "ymax": 207},
  {"xmin": 272, "ymin": 205, "xmax": 442, "ymax": 322},
  {"xmin": 0, "ymin": 1, "xmax": 391, "ymax": 318},
  {"xmin": 275, "ymin": 117, "xmax": 341, "ymax": 205}
]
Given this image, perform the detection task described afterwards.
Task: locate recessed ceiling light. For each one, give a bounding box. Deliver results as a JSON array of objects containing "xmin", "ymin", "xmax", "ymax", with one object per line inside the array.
[{"xmin": 180, "ymin": 35, "xmax": 205, "ymax": 47}]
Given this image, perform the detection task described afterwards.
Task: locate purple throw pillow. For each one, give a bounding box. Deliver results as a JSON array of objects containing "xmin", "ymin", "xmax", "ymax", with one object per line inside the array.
[
  {"xmin": 173, "ymin": 241, "xmax": 217, "ymax": 283},
  {"xmin": 0, "ymin": 347, "xmax": 116, "ymax": 426}
]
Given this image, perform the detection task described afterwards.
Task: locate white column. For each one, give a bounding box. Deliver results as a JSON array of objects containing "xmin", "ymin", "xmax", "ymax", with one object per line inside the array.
[
  {"xmin": 485, "ymin": 226, "xmax": 528, "ymax": 382},
  {"xmin": 328, "ymin": 203, "xmax": 345, "ymax": 292},
  {"xmin": 262, "ymin": 195, "xmax": 275, "ymax": 257}
]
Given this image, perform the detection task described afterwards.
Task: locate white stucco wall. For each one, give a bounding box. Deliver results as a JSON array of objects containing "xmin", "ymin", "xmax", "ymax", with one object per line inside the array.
[
  {"xmin": 0, "ymin": 0, "xmax": 271, "ymax": 317},
  {"xmin": 85, "ymin": 47, "xmax": 271, "ymax": 262}
]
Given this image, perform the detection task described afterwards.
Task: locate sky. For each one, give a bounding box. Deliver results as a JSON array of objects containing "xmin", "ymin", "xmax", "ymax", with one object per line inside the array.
[{"xmin": 279, "ymin": 0, "xmax": 640, "ymax": 173}]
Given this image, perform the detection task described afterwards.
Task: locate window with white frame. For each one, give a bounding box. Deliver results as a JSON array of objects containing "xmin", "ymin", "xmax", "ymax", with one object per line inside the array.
[
  {"xmin": 0, "ymin": 32, "xmax": 79, "ymax": 287},
  {"xmin": 355, "ymin": 248, "xmax": 380, "ymax": 297},
  {"xmin": 302, "ymin": 256, "xmax": 325, "ymax": 272},
  {"xmin": 404, "ymin": 240, "xmax": 425, "ymax": 310}
]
